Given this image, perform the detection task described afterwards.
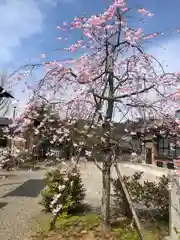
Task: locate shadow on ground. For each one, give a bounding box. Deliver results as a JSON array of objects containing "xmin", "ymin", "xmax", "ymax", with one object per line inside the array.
[
  {"xmin": 3, "ymin": 179, "xmax": 45, "ymax": 198},
  {"xmin": 0, "ymin": 202, "xmax": 8, "ymax": 209}
]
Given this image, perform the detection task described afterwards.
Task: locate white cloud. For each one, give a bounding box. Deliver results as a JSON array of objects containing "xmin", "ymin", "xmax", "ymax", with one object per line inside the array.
[
  {"xmin": 0, "ymin": 0, "xmax": 57, "ymax": 116},
  {"xmin": 0, "ymin": 0, "xmax": 65, "ymax": 65},
  {"xmin": 0, "ymin": 0, "xmax": 44, "ymax": 64},
  {"xmin": 147, "ymin": 37, "xmax": 180, "ymax": 73},
  {"xmin": 148, "ymin": 37, "xmax": 180, "ymax": 114}
]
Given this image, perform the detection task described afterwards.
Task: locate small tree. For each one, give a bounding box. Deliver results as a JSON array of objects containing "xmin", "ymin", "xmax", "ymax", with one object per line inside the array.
[
  {"xmin": 22, "ymin": 102, "xmax": 75, "ymax": 160},
  {"xmin": 41, "ymin": 165, "xmax": 86, "ymax": 214}
]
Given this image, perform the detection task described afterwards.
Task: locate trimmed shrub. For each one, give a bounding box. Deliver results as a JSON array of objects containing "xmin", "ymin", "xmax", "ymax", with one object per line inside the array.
[
  {"xmin": 40, "ymin": 164, "xmax": 86, "ymax": 214},
  {"xmin": 113, "ymin": 172, "xmax": 169, "ymax": 220}
]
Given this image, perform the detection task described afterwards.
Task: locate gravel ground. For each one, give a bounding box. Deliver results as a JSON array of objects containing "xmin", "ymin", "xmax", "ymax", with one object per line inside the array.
[
  {"xmin": 0, "ymin": 162, "xmax": 168, "ymax": 240},
  {"xmin": 0, "ymin": 171, "xmax": 45, "ymax": 240}
]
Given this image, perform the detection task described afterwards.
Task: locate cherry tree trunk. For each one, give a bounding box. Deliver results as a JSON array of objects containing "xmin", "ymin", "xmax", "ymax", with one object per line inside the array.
[
  {"xmin": 101, "ymin": 71, "xmax": 114, "ymax": 232},
  {"xmin": 101, "ymin": 156, "xmax": 111, "ymax": 231}
]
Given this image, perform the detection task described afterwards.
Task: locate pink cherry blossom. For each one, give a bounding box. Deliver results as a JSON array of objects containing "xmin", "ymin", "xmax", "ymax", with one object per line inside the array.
[
  {"xmin": 143, "ymin": 33, "xmax": 158, "ymax": 39},
  {"xmin": 122, "ymin": 8, "xmax": 128, "ymax": 12},
  {"xmin": 137, "ymin": 8, "xmax": 148, "ymax": 14},
  {"xmin": 67, "ymin": 40, "xmax": 83, "ymax": 52}
]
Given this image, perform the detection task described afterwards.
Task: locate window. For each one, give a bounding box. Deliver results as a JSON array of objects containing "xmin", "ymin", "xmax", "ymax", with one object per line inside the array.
[
  {"xmin": 157, "ymin": 137, "xmax": 172, "ymax": 157},
  {"xmin": 157, "ymin": 136, "xmax": 180, "ymax": 159}
]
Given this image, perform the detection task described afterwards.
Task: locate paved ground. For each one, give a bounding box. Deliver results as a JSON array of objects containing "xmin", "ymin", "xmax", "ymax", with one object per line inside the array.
[
  {"xmin": 0, "ymin": 162, "xmax": 169, "ymax": 240},
  {"xmin": 80, "ymin": 162, "xmax": 169, "ymax": 206},
  {"xmin": 0, "ymin": 171, "xmax": 46, "ymax": 240}
]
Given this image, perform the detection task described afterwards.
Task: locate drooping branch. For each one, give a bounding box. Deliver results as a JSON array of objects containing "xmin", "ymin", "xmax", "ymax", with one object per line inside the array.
[{"xmin": 92, "ymin": 84, "xmax": 155, "ymax": 103}]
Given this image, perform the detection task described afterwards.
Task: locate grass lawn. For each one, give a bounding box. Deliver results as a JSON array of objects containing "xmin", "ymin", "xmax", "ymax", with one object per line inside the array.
[{"xmin": 31, "ymin": 211, "xmax": 168, "ymax": 240}]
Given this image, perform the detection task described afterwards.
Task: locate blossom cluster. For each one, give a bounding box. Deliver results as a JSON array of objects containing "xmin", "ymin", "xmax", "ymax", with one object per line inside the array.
[
  {"xmin": 48, "ymin": 166, "xmax": 78, "ymax": 216},
  {"xmin": 22, "ymin": 104, "xmax": 68, "ymax": 138}
]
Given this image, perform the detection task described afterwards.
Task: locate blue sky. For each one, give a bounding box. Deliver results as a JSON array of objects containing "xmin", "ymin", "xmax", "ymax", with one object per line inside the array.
[
  {"xmin": 1, "ymin": 0, "xmax": 180, "ymax": 70},
  {"xmin": 1, "ymin": 0, "xmax": 180, "ymax": 116}
]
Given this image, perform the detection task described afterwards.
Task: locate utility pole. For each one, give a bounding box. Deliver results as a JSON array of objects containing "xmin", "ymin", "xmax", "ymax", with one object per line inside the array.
[
  {"xmin": 11, "ymin": 106, "xmax": 16, "ymax": 157},
  {"xmin": 13, "ymin": 106, "xmax": 16, "ymax": 118}
]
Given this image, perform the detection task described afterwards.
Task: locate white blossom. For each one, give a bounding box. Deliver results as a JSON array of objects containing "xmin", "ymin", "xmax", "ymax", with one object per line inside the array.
[
  {"xmin": 50, "ymin": 193, "xmax": 62, "ymax": 208},
  {"xmin": 130, "ymin": 131, "xmax": 136, "ymax": 135},
  {"xmin": 85, "ymin": 150, "xmax": 91, "ymax": 157},
  {"xmin": 87, "ymin": 132, "xmax": 94, "ymax": 138},
  {"xmin": 101, "ymin": 137, "xmax": 106, "ymax": 143},
  {"xmin": 34, "ymin": 129, "xmax": 39, "ymax": 135},
  {"xmin": 52, "ymin": 204, "xmax": 62, "ymax": 216},
  {"xmin": 71, "ymin": 172, "xmax": 77, "ymax": 177},
  {"xmin": 63, "ymin": 176, "xmax": 69, "ymax": 182},
  {"xmin": 58, "ymin": 185, "xmax": 65, "ymax": 191},
  {"xmin": 132, "ymin": 152, "xmax": 137, "ymax": 156},
  {"xmin": 56, "ymin": 129, "xmax": 62, "ymax": 134}
]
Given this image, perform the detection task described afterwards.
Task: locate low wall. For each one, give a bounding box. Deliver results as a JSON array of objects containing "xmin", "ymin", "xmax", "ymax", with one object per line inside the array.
[{"xmin": 169, "ymin": 172, "xmax": 180, "ymax": 240}]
